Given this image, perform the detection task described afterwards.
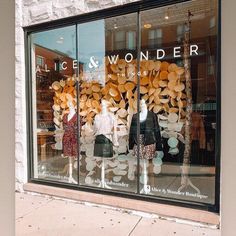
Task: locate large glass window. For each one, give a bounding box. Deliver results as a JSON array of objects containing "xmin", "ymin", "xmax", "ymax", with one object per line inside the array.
[
  {"xmin": 31, "ymin": 26, "xmax": 78, "ymax": 183},
  {"xmin": 139, "ymin": 0, "xmax": 218, "ymax": 204},
  {"xmin": 78, "ymin": 13, "xmax": 138, "ymax": 192},
  {"xmin": 29, "ymin": 0, "xmax": 219, "ymax": 206}
]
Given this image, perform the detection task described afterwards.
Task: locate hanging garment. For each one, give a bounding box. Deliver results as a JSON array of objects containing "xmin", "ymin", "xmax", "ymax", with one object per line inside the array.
[
  {"xmin": 129, "ymin": 111, "xmax": 163, "ymax": 160},
  {"xmin": 190, "ymin": 112, "xmax": 206, "ymax": 165},
  {"xmin": 62, "ymin": 113, "xmax": 78, "ymax": 157},
  {"xmin": 191, "ymin": 112, "xmax": 206, "ymax": 149}
]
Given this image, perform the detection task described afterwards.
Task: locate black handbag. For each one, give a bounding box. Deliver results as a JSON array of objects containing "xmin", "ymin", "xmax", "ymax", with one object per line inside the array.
[{"xmin": 94, "ymin": 134, "xmax": 113, "ymax": 158}]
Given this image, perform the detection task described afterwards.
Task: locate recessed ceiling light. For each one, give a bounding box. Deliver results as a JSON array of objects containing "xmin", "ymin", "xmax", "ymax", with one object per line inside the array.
[
  {"xmin": 165, "ymin": 9, "xmax": 169, "ymax": 20},
  {"xmin": 144, "ymin": 23, "xmax": 152, "ymax": 29},
  {"xmin": 114, "ymin": 24, "xmax": 118, "ymax": 29}
]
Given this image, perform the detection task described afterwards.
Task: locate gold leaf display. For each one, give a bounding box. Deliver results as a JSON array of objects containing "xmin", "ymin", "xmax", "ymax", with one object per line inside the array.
[{"xmin": 51, "ymin": 60, "xmax": 186, "ymax": 130}]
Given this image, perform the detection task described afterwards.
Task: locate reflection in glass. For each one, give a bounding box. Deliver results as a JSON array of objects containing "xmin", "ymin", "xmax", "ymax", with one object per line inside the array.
[
  {"xmin": 31, "ymin": 26, "xmax": 78, "ymax": 183},
  {"xmin": 78, "ymin": 13, "xmax": 138, "ymax": 192}
]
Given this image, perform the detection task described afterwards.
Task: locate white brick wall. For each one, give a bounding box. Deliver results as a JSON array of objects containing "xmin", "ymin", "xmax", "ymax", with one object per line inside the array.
[
  {"xmin": 15, "ymin": 0, "xmax": 140, "ymax": 191},
  {"xmin": 15, "ymin": 0, "xmax": 27, "ymax": 192}
]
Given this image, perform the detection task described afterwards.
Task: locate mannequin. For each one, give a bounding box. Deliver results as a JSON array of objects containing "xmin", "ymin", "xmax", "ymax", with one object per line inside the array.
[
  {"xmin": 62, "ymin": 100, "xmax": 77, "ymax": 184},
  {"xmin": 93, "ymin": 100, "xmax": 118, "ymax": 189},
  {"xmin": 139, "ymin": 100, "xmax": 149, "ymax": 194},
  {"xmin": 129, "ymin": 99, "xmax": 163, "ymax": 194}
]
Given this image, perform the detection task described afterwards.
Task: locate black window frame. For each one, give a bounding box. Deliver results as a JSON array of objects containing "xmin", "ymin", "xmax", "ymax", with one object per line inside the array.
[{"xmin": 24, "ymin": 0, "xmax": 221, "ymax": 213}]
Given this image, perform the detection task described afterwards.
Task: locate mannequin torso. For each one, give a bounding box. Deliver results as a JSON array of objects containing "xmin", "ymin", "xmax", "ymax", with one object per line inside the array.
[
  {"xmin": 67, "ymin": 102, "xmax": 76, "ymax": 121},
  {"xmin": 129, "ymin": 99, "xmax": 163, "ymax": 160},
  {"xmin": 140, "ymin": 99, "xmax": 148, "ymax": 122},
  {"xmin": 94, "ymin": 100, "xmax": 118, "ymax": 147},
  {"xmin": 93, "ymin": 100, "xmax": 118, "ymax": 158}
]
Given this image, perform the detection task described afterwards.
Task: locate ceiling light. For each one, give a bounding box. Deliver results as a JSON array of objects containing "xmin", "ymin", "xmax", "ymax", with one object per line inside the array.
[
  {"xmin": 165, "ymin": 9, "xmax": 169, "ymax": 20},
  {"xmin": 114, "ymin": 24, "xmax": 118, "ymax": 29},
  {"xmin": 144, "ymin": 23, "xmax": 152, "ymax": 29}
]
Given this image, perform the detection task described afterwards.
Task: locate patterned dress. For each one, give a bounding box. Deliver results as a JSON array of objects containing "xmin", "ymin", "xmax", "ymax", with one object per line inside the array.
[
  {"xmin": 133, "ymin": 135, "xmax": 156, "ymax": 160},
  {"xmin": 133, "ymin": 121, "xmax": 156, "ymax": 160},
  {"xmin": 62, "ymin": 113, "xmax": 78, "ymax": 157}
]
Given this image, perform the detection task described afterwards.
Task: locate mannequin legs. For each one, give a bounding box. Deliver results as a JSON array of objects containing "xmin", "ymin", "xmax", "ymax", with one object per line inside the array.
[
  {"xmin": 68, "ymin": 156, "xmax": 77, "ymax": 184},
  {"xmin": 98, "ymin": 159, "xmax": 112, "ymax": 189},
  {"xmin": 140, "ymin": 159, "xmax": 152, "ymax": 194}
]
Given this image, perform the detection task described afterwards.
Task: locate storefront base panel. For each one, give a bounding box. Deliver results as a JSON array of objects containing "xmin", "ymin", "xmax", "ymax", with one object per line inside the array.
[{"xmin": 23, "ymin": 183, "xmax": 219, "ymax": 226}]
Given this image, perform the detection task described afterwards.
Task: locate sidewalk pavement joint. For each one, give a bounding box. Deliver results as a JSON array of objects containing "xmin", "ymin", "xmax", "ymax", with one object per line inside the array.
[
  {"xmin": 128, "ymin": 217, "xmax": 142, "ymax": 236},
  {"xmin": 23, "ymin": 191, "xmax": 217, "ymax": 229}
]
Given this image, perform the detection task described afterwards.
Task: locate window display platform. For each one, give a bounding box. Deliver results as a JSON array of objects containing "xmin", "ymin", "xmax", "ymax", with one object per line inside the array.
[{"xmin": 23, "ymin": 183, "xmax": 219, "ymax": 225}]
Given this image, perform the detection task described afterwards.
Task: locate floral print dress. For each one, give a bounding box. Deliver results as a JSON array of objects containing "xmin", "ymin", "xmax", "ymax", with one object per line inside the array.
[{"xmin": 62, "ymin": 113, "xmax": 78, "ymax": 157}]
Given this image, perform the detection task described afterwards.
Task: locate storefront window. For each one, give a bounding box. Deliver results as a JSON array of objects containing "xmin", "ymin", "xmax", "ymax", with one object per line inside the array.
[
  {"xmin": 139, "ymin": 0, "xmax": 218, "ymax": 204},
  {"xmin": 31, "ymin": 26, "xmax": 78, "ymax": 183},
  {"xmin": 29, "ymin": 0, "xmax": 219, "ymax": 206},
  {"xmin": 78, "ymin": 13, "xmax": 138, "ymax": 192}
]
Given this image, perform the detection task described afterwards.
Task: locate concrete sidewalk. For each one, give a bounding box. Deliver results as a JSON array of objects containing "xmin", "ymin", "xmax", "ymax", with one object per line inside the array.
[{"xmin": 16, "ymin": 192, "xmax": 220, "ymax": 236}]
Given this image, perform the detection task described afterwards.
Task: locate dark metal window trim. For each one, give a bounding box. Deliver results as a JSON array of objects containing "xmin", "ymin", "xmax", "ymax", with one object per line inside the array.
[{"xmin": 24, "ymin": 0, "xmax": 221, "ymax": 213}]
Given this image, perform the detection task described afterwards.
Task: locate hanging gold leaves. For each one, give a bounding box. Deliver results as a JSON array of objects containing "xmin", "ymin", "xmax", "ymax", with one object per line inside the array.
[{"xmin": 51, "ymin": 59, "xmax": 187, "ymax": 128}]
